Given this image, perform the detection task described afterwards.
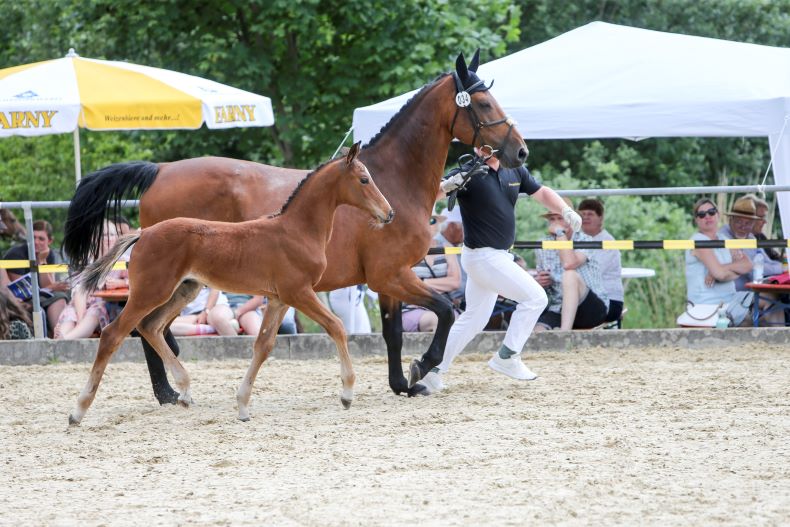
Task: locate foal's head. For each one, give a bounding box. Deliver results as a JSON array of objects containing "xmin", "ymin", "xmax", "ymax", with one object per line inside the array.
[{"xmin": 335, "ymin": 141, "xmax": 394, "ymax": 225}]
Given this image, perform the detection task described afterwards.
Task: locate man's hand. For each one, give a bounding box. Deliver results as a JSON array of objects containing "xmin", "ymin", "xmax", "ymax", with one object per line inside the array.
[
  {"xmin": 535, "ymin": 271, "xmax": 553, "ymax": 288},
  {"xmin": 35, "ymin": 247, "xmax": 50, "ymax": 264},
  {"xmin": 562, "ymin": 206, "xmax": 582, "ymax": 232},
  {"xmin": 440, "ymin": 173, "xmax": 466, "ymax": 193},
  {"xmin": 440, "ymin": 164, "xmax": 488, "ymax": 193}
]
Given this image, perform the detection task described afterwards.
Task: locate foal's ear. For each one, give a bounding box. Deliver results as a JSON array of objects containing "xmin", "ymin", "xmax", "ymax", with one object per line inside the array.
[
  {"xmin": 455, "ymin": 52, "xmax": 468, "ymax": 81},
  {"xmin": 346, "ymin": 141, "xmax": 361, "ymax": 164},
  {"xmin": 469, "ymin": 48, "xmax": 480, "ymax": 72}
]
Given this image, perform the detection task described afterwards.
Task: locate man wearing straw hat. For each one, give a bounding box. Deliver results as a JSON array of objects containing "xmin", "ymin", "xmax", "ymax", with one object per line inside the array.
[{"xmin": 718, "ymin": 195, "xmax": 781, "ymax": 290}]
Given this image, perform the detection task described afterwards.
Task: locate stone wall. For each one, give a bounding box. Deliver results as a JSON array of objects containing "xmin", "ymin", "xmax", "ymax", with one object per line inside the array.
[{"xmin": 1, "ymin": 327, "xmax": 787, "ymax": 365}]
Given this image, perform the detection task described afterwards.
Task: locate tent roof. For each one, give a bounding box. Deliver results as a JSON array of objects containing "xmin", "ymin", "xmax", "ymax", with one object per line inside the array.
[{"xmin": 353, "ymin": 22, "xmax": 790, "ymax": 142}]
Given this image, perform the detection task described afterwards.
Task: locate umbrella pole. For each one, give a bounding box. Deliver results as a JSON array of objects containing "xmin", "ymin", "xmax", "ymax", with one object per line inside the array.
[{"xmin": 73, "ymin": 128, "xmax": 82, "ymax": 184}]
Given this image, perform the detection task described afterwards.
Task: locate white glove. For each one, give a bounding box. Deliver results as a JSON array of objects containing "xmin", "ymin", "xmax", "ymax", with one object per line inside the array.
[
  {"xmin": 562, "ymin": 206, "xmax": 582, "ymax": 233},
  {"xmin": 441, "ymin": 164, "xmax": 488, "ymax": 193},
  {"xmin": 440, "ymin": 172, "xmax": 467, "ymax": 193}
]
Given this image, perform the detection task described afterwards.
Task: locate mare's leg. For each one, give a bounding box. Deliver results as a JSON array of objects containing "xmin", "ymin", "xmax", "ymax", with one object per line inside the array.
[
  {"xmin": 137, "ymin": 280, "xmax": 203, "ymax": 407},
  {"xmin": 141, "ymin": 331, "xmax": 181, "ymax": 405},
  {"xmin": 375, "ymin": 269, "xmax": 455, "ymax": 390},
  {"xmin": 291, "ymin": 290, "xmax": 355, "ymax": 408},
  {"xmin": 69, "ymin": 306, "xmax": 146, "ymax": 425},
  {"xmin": 236, "ymin": 298, "xmax": 289, "ymax": 421},
  {"xmin": 378, "ymin": 294, "xmax": 410, "ymax": 395}
]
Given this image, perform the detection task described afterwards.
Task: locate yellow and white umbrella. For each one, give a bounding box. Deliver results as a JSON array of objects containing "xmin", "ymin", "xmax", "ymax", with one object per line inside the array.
[{"xmin": 0, "ymin": 49, "xmax": 274, "ymax": 181}]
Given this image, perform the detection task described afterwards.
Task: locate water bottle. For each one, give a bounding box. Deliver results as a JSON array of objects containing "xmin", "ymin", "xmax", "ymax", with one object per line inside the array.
[
  {"xmin": 715, "ymin": 307, "xmax": 729, "ymax": 329},
  {"xmin": 753, "ymin": 252, "xmax": 764, "ymax": 283}
]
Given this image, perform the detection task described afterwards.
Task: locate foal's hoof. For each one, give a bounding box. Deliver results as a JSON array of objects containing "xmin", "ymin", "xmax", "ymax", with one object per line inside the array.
[
  {"xmin": 238, "ymin": 415, "xmax": 251, "ymax": 422},
  {"xmin": 407, "ymin": 358, "xmax": 424, "ymax": 388},
  {"xmin": 340, "ymin": 397, "xmax": 352, "ymax": 410},
  {"xmin": 68, "ymin": 414, "xmax": 81, "ymax": 426},
  {"xmin": 407, "ymin": 383, "xmax": 430, "ymax": 397}
]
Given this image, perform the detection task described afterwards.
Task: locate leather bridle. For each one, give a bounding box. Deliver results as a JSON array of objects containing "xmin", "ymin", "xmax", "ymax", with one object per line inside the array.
[{"xmin": 449, "ymin": 71, "xmax": 517, "ymax": 154}]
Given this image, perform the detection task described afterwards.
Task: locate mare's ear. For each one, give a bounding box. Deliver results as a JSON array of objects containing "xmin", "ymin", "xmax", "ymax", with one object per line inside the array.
[
  {"xmin": 469, "ymin": 48, "xmax": 480, "ymax": 72},
  {"xmin": 346, "ymin": 141, "xmax": 361, "ymax": 164},
  {"xmin": 455, "ymin": 52, "xmax": 468, "ymax": 82}
]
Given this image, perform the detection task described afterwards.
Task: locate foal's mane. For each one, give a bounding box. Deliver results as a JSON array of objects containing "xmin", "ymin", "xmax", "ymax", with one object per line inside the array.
[
  {"xmin": 269, "ymin": 159, "xmax": 332, "ymax": 218},
  {"xmin": 364, "ymin": 73, "xmax": 450, "ymax": 148}
]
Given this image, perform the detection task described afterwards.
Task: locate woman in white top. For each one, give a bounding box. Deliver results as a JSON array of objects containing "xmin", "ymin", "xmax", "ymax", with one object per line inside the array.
[{"xmin": 685, "ymin": 198, "xmax": 751, "ymax": 305}]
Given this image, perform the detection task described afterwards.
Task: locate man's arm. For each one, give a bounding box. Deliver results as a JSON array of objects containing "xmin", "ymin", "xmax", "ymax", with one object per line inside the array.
[{"xmin": 531, "ymin": 187, "xmax": 582, "ymax": 232}]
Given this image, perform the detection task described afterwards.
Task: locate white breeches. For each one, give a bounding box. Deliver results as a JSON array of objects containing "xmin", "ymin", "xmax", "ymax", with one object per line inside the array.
[
  {"xmin": 328, "ymin": 286, "xmax": 372, "ymax": 334},
  {"xmin": 438, "ymin": 247, "xmax": 548, "ymax": 373}
]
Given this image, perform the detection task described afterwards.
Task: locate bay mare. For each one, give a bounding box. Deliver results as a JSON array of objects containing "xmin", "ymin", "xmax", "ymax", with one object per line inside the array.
[
  {"xmin": 69, "ymin": 144, "xmax": 394, "ymax": 425},
  {"xmin": 63, "ymin": 51, "xmax": 528, "ymax": 402}
]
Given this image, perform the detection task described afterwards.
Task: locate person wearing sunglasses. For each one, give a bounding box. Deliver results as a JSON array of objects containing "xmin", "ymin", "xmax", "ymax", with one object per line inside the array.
[{"xmin": 685, "ymin": 198, "xmax": 751, "ymax": 314}]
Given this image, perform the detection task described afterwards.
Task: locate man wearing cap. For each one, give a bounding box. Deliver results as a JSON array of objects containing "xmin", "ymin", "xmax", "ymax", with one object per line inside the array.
[
  {"xmin": 718, "ymin": 195, "xmax": 781, "ymax": 290},
  {"xmin": 418, "ymin": 147, "xmax": 581, "ymax": 393},
  {"xmin": 533, "ymin": 198, "xmax": 609, "ymax": 331}
]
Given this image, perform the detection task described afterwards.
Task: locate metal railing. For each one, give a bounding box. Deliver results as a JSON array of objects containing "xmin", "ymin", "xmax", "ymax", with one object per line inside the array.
[{"xmin": 3, "ymin": 183, "xmax": 789, "ymax": 339}]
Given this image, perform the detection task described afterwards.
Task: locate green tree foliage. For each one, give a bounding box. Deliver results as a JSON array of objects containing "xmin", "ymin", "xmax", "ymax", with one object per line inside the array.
[{"xmin": 3, "ymin": 0, "xmax": 790, "ymax": 328}]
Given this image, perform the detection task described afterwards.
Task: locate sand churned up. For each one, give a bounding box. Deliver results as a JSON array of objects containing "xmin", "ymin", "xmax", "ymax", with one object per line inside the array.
[{"xmin": 1, "ymin": 345, "xmax": 788, "ymax": 525}]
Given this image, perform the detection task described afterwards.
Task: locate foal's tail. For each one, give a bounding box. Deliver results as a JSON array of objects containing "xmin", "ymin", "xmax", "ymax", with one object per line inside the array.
[
  {"xmin": 75, "ymin": 234, "xmax": 141, "ymax": 295},
  {"xmin": 63, "ymin": 161, "xmax": 160, "ymax": 274}
]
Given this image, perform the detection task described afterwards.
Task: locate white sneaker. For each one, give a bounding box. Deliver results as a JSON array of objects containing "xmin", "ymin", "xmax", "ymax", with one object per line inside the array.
[
  {"xmin": 419, "ymin": 371, "xmax": 446, "ymax": 394},
  {"xmin": 487, "ymin": 353, "xmax": 538, "ymax": 381}
]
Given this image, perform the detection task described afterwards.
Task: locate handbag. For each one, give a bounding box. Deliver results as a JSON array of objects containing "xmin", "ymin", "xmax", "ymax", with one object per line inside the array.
[
  {"xmin": 676, "ymin": 301, "xmax": 723, "ymax": 327},
  {"xmin": 677, "ymin": 291, "xmax": 755, "ymax": 328}
]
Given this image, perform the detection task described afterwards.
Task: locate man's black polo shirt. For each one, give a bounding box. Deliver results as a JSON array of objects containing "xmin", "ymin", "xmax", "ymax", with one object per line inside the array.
[{"xmin": 449, "ymin": 161, "xmax": 541, "ymax": 250}]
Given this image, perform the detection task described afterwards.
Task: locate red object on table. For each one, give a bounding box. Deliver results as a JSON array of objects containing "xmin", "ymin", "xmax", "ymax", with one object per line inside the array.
[
  {"xmin": 745, "ymin": 282, "xmax": 790, "ymax": 293},
  {"xmin": 92, "ymin": 287, "xmax": 130, "ymax": 302}
]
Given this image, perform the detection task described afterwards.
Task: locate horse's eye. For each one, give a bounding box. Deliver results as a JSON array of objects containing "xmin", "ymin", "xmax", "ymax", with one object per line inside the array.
[
  {"xmin": 360, "ymin": 177, "xmax": 369, "ymax": 185},
  {"xmin": 479, "ymin": 101, "xmax": 492, "ymax": 110}
]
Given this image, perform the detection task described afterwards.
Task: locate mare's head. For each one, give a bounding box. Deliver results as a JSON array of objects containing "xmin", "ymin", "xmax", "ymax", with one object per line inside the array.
[
  {"xmin": 334, "ymin": 142, "xmax": 394, "ymax": 225},
  {"xmin": 449, "ymin": 50, "xmax": 528, "ymax": 168}
]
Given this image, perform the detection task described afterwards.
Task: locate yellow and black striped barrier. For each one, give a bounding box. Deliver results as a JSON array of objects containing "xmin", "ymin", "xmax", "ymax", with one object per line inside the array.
[
  {"xmin": 0, "ymin": 261, "xmax": 126, "ymax": 274},
  {"xmin": 1, "ymin": 238, "xmax": 788, "ymax": 270},
  {"xmin": 428, "ymin": 238, "xmax": 790, "ymax": 255}
]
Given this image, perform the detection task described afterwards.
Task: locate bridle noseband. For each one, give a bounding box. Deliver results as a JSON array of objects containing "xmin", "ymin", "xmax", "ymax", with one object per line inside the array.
[{"xmin": 449, "ymin": 71, "xmax": 517, "ymax": 154}]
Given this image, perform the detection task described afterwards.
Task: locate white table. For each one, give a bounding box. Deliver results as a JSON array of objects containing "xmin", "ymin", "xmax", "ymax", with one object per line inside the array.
[{"xmin": 621, "ymin": 267, "xmax": 656, "ymax": 279}]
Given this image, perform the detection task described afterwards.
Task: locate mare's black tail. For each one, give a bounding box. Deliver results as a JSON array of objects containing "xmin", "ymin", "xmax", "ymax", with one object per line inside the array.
[{"xmin": 63, "ymin": 161, "xmax": 159, "ymax": 274}]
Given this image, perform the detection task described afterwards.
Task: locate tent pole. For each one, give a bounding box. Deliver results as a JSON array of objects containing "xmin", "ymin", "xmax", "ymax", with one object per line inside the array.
[
  {"xmin": 73, "ymin": 128, "xmax": 82, "ymax": 184},
  {"xmin": 769, "ymin": 121, "xmax": 790, "ymax": 244}
]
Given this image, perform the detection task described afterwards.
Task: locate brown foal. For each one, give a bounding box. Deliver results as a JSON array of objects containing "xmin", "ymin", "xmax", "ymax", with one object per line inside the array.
[{"xmin": 68, "ymin": 143, "xmax": 393, "ymax": 425}]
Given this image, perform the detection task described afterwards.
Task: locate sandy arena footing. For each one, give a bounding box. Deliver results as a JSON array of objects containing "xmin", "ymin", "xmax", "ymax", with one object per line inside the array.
[{"xmin": 1, "ymin": 344, "xmax": 788, "ymax": 525}]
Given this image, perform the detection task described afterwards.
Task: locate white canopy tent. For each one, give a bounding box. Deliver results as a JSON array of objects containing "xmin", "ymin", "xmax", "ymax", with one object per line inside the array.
[{"xmin": 353, "ymin": 22, "xmax": 790, "ymax": 235}]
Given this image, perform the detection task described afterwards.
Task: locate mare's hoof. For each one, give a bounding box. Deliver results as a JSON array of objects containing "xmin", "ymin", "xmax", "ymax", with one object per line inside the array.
[
  {"xmin": 407, "ymin": 358, "xmax": 424, "ymax": 388},
  {"xmin": 68, "ymin": 414, "xmax": 80, "ymax": 426},
  {"xmin": 155, "ymin": 389, "xmax": 180, "ymax": 406},
  {"xmin": 340, "ymin": 397, "xmax": 352, "ymax": 410},
  {"xmin": 238, "ymin": 416, "xmax": 250, "ymax": 422},
  {"xmin": 177, "ymin": 395, "xmax": 194, "ymax": 408},
  {"xmin": 407, "ymin": 383, "xmax": 430, "ymax": 397}
]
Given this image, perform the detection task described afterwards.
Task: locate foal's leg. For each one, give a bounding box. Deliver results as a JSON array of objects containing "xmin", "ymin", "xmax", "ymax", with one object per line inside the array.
[
  {"xmin": 69, "ymin": 309, "xmax": 145, "ymax": 425},
  {"xmin": 291, "ymin": 290, "xmax": 355, "ymax": 408},
  {"xmin": 236, "ymin": 297, "xmax": 289, "ymax": 421},
  {"xmin": 137, "ymin": 281, "xmax": 203, "ymax": 407}
]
